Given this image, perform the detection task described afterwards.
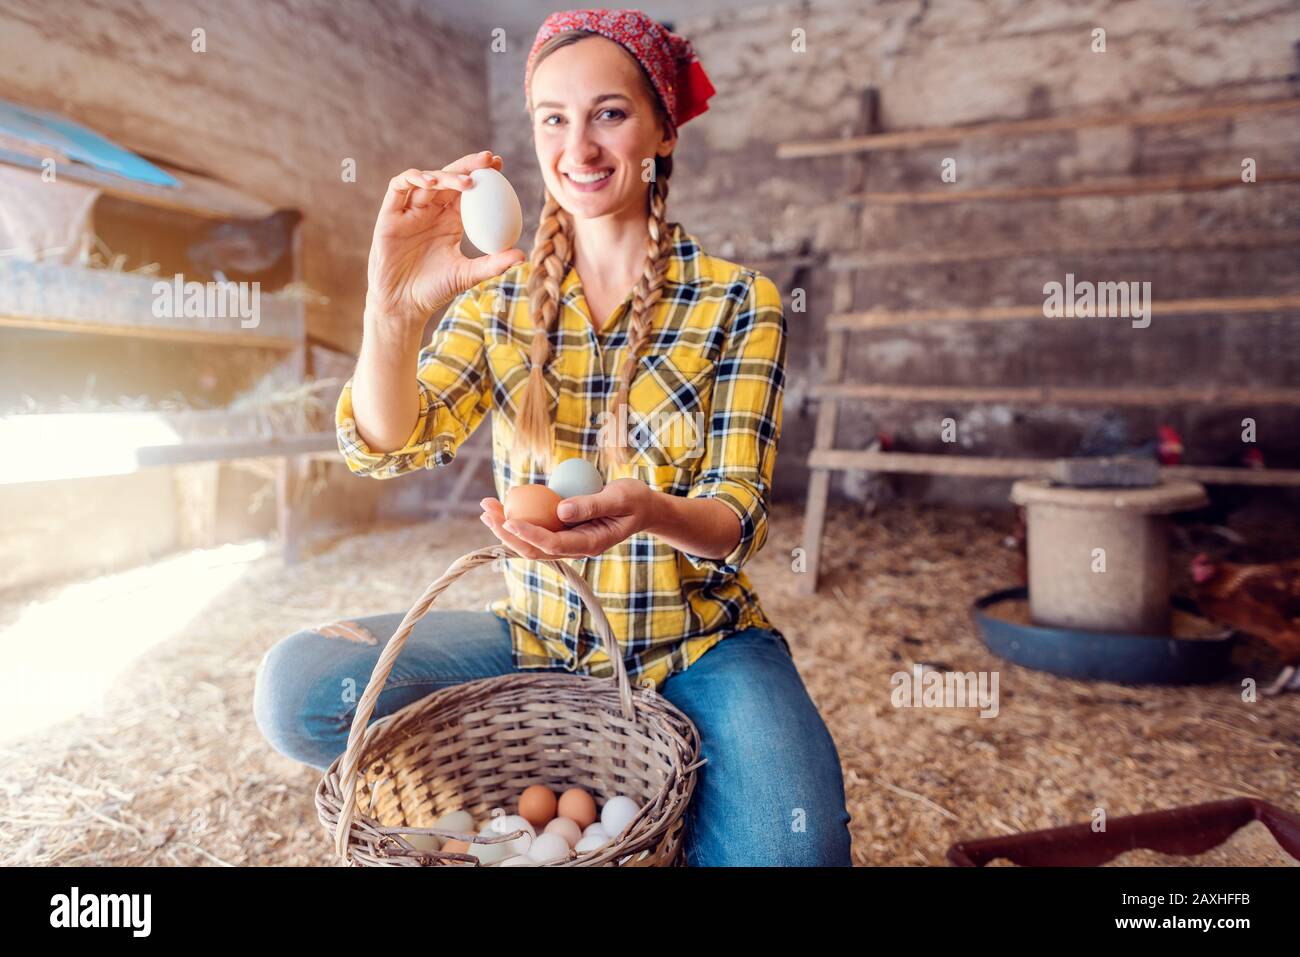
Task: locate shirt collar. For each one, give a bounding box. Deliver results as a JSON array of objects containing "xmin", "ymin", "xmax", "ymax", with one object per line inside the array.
[{"xmin": 558, "ymin": 221, "xmax": 694, "ymax": 302}]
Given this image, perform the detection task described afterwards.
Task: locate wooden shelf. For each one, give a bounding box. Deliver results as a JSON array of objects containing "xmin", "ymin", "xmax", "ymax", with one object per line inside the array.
[
  {"xmin": 809, "ymin": 383, "xmax": 1300, "ymax": 406},
  {"xmin": 133, "ymin": 432, "xmax": 336, "ymax": 469},
  {"xmin": 777, "ymin": 97, "xmax": 1300, "ymax": 159},
  {"xmin": 0, "ymin": 259, "xmax": 304, "ymax": 348},
  {"xmin": 849, "ymin": 171, "xmax": 1300, "ymax": 205},
  {"xmin": 828, "ymin": 229, "xmax": 1300, "ymax": 271},
  {"xmin": 0, "ymin": 407, "xmax": 337, "ymax": 485},
  {"xmin": 828, "ymin": 294, "xmax": 1300, "ymax": 330},
  {"xmin": 806, "ymin": 449, "xmax": 1300, "ymax": 487}
]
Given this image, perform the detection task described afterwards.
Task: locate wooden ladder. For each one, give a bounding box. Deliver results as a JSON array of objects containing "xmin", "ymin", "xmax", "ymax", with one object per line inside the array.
[
  {"xmin": 792, "ymin": 94, "xmax": 1300, "ymax": 594},
  {"xmin": 799, "ymin": 88, "xmax": 880, "ymax": 595}
]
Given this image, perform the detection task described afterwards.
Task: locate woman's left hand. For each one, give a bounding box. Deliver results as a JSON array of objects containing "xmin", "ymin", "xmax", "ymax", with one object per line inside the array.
[{"xmin": 480, "ymin": 478, "xmax": 654, "ymax": 559}]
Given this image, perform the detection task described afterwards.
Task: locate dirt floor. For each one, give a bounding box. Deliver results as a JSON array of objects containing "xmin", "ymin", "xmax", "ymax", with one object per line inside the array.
[{"xmin": 1, "ymin": 500, "xmax": 1296, "ymax": 866}]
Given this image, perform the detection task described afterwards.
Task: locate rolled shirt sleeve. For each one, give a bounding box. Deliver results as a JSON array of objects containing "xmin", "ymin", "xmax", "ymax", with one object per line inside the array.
[
  {"xmin": 683, "ymin": 271, "xmax": 786, "ymax": 574},
  {"xmin": 335, "ymin": 287, "xmax": 492, "ymax": 479}
]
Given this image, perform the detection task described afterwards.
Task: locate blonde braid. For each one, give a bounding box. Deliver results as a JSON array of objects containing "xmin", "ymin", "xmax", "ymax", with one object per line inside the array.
[
  {"xmin": 512, "ymin": 190, "xmax": 574, "ymax": 470},
  {"xmin": 601, "ymin": 170, "xmax": 673, "ymax": 469}
]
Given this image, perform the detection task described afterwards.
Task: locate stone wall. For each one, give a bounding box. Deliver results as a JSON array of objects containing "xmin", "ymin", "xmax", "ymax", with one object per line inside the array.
[
  {"xmin": 1, "ymin": 0, "xmax": 1295, "ymax": 594},
  {"xmin": 484, "ymin": 0, "xmax": 1300, "ymax": 505}
]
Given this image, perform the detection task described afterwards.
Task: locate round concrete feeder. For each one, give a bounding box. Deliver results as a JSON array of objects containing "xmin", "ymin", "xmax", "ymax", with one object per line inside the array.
[{"xmin": 1009, "ymin": 479, "xmax": 1208, "ymax": 636}]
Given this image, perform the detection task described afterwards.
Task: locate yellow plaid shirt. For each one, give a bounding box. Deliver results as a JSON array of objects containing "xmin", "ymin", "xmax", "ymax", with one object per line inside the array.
[{"xmin": 335, "ymin": 221, "xmax": 786, "ymax": 691}]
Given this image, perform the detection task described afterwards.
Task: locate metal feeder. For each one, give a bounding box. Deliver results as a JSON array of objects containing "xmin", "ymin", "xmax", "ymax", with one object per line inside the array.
[
  {"xmin": 974, "ymin": 586, "xmax": 1234, "ymax": 684},
  {"xmin": 947, "ymin": 797, "xmax": 1300, "ymax": 866}
]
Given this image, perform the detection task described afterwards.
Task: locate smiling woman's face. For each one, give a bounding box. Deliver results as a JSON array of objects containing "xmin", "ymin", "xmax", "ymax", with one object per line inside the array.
[{"xmin": 529, "ymin": 35, "xmax": 676, "ymax": 222}]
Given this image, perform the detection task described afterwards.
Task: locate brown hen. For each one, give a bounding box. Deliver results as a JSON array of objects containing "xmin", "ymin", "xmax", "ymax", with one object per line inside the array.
[{"xmin": 1191, "ymin": 554, "xmax": 1300, "ymax": 694}]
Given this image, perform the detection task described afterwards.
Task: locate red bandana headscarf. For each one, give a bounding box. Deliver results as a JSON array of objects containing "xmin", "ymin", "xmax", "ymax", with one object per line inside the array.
[{"xmin": 524, "ymin": 8, "xmax": 717, "ymax": 132}]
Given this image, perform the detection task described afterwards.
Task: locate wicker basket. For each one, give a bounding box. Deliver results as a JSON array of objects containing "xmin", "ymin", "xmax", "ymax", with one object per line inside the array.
[{"xmin": 315, "ymin": 545, "xmax": 705, "ymax": 866}]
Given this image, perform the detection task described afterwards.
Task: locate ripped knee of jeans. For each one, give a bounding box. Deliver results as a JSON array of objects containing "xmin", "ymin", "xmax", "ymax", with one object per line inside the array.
[{"xmin": 312, "ymin": 619, "xmax": 378, "ymax": 645}]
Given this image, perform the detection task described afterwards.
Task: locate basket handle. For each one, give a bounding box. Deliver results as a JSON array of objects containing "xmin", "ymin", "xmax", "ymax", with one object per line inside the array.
[{"xmin": 332, "ymin": 544, "xmax": 635, "ymax": 859}]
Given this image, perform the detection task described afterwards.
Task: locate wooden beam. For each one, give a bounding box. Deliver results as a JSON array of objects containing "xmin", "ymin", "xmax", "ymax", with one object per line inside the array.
[
  {"xmin": 1164, "ymin": 464, "xmax": 1300, "ymax": 487},
  {"xmin": 173, "ymin": 461, "xmax": 222, "ymax": 549},
  {"xmin": 799, "ymin": 86, "xmax": 879, "ymax": 595},
  {"xmin": 850, "ymin": 172, "xmax": 1300, "ymax": 205},
  {"xmin": 809, "ymin": 383, "xmax": 1300, "ymax": 406},
  {"xmin": 810, "ymin": 449, "xmax": 1049, "ymax": 477},
  {"xmin": 828, "ymin": 294, "xmax": 1300, "ymax": 330},
  {"xmin": 0, "ymin": 313, "xmax": 300, "ymax": 349},
  {"xmin": 806, "ymin": 449, "xmax": 1300, "ymax": 487},
  {"xmin": 133, "ymin": 433, "xmax": 337, "ymax": 468},
  {"xmin": 276, "ymin": 343, "xmax": 311, "ymax": 565},
  {"xmin": 777, "ymin": 97, "xmax": 1300, "ymax": 159},
  {"xmin": 0, "ymin": 259, "xmax": 304, "ymax": 348},
  {"xmin": 828, "ymin": 229, "xmax": 1300, "ymax": 271},
  {"xmin": 0, "ymin": 152, "xmax": 276, "ymax": 220},
  {"xmin": 1, "ymin": 428, "xmax": 337, "ymax": 485},
  {"xmin": 802, "ymin": 325, "xmax": 848, "ymax": 595}
]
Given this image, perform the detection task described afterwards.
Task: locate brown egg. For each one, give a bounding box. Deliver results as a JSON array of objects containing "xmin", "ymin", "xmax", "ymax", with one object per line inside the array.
[
  {"xmin": 557, "ymin": 787, "xmax": 598, "ymax": 830},
  {"xmin": 504, "ymin": 484, "xmax": 565, "ymax": 533},
  {"xmin": 518, "ymin": 784, "xmax": 558, "ymax": 829},
  {"xmin": 440, "ymin": 838, "xmax": 471, "ymax": 856}
]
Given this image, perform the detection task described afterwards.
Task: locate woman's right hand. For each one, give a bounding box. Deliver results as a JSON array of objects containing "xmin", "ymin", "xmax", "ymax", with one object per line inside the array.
[{"xmin": 365, "ymin": 150, "xmax": 526, "ymax": 329}]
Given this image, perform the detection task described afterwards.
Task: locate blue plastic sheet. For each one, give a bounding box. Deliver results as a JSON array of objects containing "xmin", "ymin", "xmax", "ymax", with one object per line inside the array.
[{"xmin": 0, "ymin": 98, "xmax": 179, "ymax": 188}]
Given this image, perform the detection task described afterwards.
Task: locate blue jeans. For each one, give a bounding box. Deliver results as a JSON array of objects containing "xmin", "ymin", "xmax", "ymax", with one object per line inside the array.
[{"xmin": 253, "ymin": 610, "xmax": 853, "ymax": 866}]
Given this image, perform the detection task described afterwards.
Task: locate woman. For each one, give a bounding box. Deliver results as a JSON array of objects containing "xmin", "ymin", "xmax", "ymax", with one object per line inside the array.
[{"xmin": 254, "ymin": 9, "xmax": 852, "ymax": 866}]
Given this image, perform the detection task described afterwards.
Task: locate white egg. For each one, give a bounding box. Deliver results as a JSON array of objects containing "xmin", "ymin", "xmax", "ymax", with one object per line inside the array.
[
  {"xmin": 543, "ymin": 816, "xmax": 583, "ymax": 848},
  {"xmin": 601, "ymin": 795, "xmax": 640, "ymax": 839},
  {"xmin": 467, "ymin": 838, "xmax": 514, "ymax": 865},
  {"xmin": 431, "ymin": 809, "xmax": 475, "ymax": 836},
  {"xmin": 485, "ymin": 814, "xmax": 535, "ymax": 856},
  {"xmin": 486, "ymin": 813, "xmax": 534, "ymax": 836},
  {"xmin": 526, "ymin": 832, "xmax": 571, "ymax": 864},
  {"xmin": 546, "ymin": 457, "xmax": 605, "ymax": 502},
  {"xmin": 460, "ymin": 166, "xmax": 522, "ymax": 255},
  {"xmin": 582, "ymin": 822, "xmax": 609, "ymax": 840},
  {"xmin": 574, "ymin": 833, "xmax": 609, "ymax": 854},
  {"xmin": 499, "ymin": 854, "xmax": 537, "ymax": 867}
]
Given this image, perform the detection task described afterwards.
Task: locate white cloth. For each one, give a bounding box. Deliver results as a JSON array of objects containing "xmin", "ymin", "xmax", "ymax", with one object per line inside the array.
[{"xmin": 0, "ymin": 162, "xmax": 100, "ymax": 264}]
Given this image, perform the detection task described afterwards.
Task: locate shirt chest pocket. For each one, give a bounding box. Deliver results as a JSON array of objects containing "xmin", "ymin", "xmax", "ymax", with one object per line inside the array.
[
  {"xmin": 486, "ymin": 341, "xmax": 545, "ymax": 416},
  {"xmin": 626, "ymin": 350, "xmax": 714, "ymax": 469}
]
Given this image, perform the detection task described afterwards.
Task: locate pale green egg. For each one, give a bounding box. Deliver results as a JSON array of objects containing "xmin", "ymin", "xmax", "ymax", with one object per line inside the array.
[{"xmin": 546, "ymin": 457, "xmax": 605, "ymax": 501}]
